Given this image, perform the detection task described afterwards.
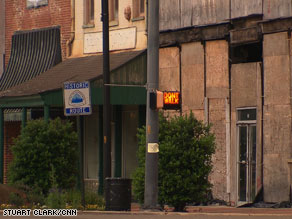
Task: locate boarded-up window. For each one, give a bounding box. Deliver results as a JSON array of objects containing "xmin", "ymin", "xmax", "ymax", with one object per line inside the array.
[
  {"xmin": 84, "ymin": 0, "xmax": 95, "ymax": 25},
  {"xmin": 133, "ymin": 0, "xmax": 145, "ymax": 19},
  {"xmin": 109, "ymin": 0, "xmax": 119, "ymax": 22},
  {"xmin": 27, "ymin": 0, "xmax": 48, "ymax": 8}
]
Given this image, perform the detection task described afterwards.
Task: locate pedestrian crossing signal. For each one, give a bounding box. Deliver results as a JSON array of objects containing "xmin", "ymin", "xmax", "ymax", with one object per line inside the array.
[{"xmin": 149, "ymin": 90, "xmax": 181, "ymax": 110}]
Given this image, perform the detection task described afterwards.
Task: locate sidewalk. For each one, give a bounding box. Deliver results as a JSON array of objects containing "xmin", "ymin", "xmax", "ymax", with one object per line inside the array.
[{"xmin": 129, "ymin": 203, "xmax": 292, "ymax": 215}]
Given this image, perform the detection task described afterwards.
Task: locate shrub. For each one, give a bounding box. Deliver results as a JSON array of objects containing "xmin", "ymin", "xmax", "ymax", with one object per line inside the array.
[
  {"xmin": 8, "ymin": 118, "xmax": 78, "ymax": 195},
  {"xmin": 8, "ymin": 193, "xmax": 25, "ymax": 208},
  {"xmin": 85, "ymin": 190, "xmax": 105, "ymax": 207},
  {"xmin": 64, "ymin": 190, "xmax": 82, "ymax": 209},
  {"xmin": 132, "ymin": 112, "xmax": 216, "ymax": 211},
  {"xmin": 45, "ymin": 190, "xmax": 66, "ymax": 209}
]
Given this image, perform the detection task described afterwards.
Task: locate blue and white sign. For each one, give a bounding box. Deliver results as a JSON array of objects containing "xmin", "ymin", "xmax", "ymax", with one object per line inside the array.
[{"xmin": 64, "ymin": 81, "xmax": 92, "ymax": 116}]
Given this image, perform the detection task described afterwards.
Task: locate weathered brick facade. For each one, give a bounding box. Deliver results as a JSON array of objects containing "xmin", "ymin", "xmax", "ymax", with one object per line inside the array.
[
  {"xmin": 3, "ymin": 0, "xmax": 72, "ymax": 184},
  {"xmin": 5, "ymin": 0, "xmax": 72, "ymax": 66}
]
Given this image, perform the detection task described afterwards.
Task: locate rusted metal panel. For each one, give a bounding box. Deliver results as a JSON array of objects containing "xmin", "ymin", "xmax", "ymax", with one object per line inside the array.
[
  {"xmin": 191, "ymin": 0, "xmax": 230, "ymax": 26},
  {"xmin": 159, "ymin": 0, "xmax": 181, "ymax": 31},
  {"xmin": 264, "ymin": 0, "xmax": 292, "ymax": 19},
  {"xmin": 230, "ymin": 27, "xmax": 260, "ymax": 45},
  {"xmin": 231, "ymin": 0, "xmax": 262, "ymax": 19}
]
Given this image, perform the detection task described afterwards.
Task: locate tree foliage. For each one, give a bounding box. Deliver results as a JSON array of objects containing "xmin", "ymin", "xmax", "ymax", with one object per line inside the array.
[
  {"xmin": 8, "ymin": 118, "xmax": 78, "ymax": 194},
  {"xmin": 132, "ymin": 112, "xmax": 216, "ymax": 211}
]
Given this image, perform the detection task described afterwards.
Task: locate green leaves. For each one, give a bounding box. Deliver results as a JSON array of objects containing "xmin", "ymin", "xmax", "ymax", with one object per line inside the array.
[
  {"xmin": 8, "ymin": 118, "xmax": 78, "ymax": 194},
  {"xmin": 132, "ymin": 111, "xmax": 216, "ymax": 211}
]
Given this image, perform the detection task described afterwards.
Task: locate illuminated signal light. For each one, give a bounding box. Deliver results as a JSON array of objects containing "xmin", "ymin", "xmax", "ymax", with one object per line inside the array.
[
  {"xmin": 163, "ymin": 91, "xmax": 181, "ymax": 110},
  {"xmin": 149, "ymin": 91, "xmax": 181, "ymax": 110}
]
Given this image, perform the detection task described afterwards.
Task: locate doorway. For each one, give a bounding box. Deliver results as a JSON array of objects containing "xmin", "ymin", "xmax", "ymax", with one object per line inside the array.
[
  {"xmin": 122, "ymin": 106, "xmax": 139, "ymax": 178},
  {"xmin": 237, "ymin": 108, "xmax": 257, "ymax": 204}
]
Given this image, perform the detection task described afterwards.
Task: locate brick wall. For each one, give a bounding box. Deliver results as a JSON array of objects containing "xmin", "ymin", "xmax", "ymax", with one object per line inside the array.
[
  {"xmin": 3, "ymin": 121, "xmax": 21, "ymax": 184},
  {"xmin": 5, "ymin": 0, "xmax": 71, "ymax": 66}
]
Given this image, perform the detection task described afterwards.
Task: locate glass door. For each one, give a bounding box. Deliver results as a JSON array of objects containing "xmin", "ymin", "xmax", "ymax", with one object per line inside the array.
[{"xmin": 238, "ymin": 124, "xmax": 256, "ymax": 203}]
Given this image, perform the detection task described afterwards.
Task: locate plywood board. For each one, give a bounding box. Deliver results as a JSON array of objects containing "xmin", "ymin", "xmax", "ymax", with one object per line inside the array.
[
  {"xmin": 84, "ymin": 27, "xmax": 136, "ymax": 53},
  {"xmin": 159, "ymin": 47, "xmax": 180, "ymax": 91},
  {"xmin": 263, "ymin": 32, "xmax": 290, "ymax": 106},
  {"xmin": 231, "ymin": 0, "xmax": 262, "ymax": 19},
  {"xmin": 231, "ymin": 63, "xmax": 260, "ymax": 108},
  {"xmin": 206, "ymin": 40, "xmax": 229, "ymax": 98},
  {"xmin": 180, "ymin": 43, "xmax": 204, "ymax": 113}
]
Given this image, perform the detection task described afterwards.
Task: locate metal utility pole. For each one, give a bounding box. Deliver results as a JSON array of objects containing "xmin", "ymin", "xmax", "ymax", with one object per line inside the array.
[
  {"xmin": 102, "ymin": 0, "xmax": 111, "ymax": 182},
  {"xmin": 144, "ymin": 0, "xmax": 159, "ymax": 209}
]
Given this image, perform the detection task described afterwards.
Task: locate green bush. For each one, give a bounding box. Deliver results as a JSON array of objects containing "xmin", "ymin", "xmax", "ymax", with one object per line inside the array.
[
  {"xmin": 132, "ymin": 112, "xmax": 216, "ymax": 211},
  {"xmin": 65, "ymin": 190, "xmax": 82, "ymax": 209},
  {"xmin": 8, "ymin": 118, "xmax": 78, "ymax": 195},
  {"xmin": 8, "ymin": 193, "xmax": 25, "ymax": 208},
  {"xmin": 45, "ymin": 189, "xmax": 66, "ymax": 209},
  {"xmin": 85, "ymin": 190, "xmax": 105, "ymax": 207}
]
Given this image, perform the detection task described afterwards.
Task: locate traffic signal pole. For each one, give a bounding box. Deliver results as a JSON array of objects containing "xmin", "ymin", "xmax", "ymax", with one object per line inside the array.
[
  {"xmin": 144, "ymin": 0, "xmax": 159, "ymax": 209},
  {"xmin": 102, "ymin": 0, "xmax": 111, "ymax": 182}
]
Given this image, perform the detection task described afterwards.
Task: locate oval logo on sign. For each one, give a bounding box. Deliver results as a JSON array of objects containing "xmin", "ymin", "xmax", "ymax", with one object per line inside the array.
[{"xmin": 69, "ymin": 91, "xmax": 86, "ymax": 107}]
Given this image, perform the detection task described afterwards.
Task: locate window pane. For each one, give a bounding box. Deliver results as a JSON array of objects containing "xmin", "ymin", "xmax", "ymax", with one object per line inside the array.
[
  {"xmin": 115, "ymin": 0, "xmax": 119, "ymax": 20},
  {"xmin": 239, "ymin": 126, "xmax": 247, "ymax": 162},
  {"xmin": 27, "ymin": 0, "xmax": 48, "ymax": 8},
  {"xmin": 239, "ymin": 163, "xmax": 247, "ymax": 201},
  {"xmin": 250, "ymin": 125, "xmax": 257, "ymax": 201},
  {"xmin": 140, "ymin": 0, "xmax": 144, "ymax": 14},
  {"xmin": 238, "ymin": 109, "xmax": 256, "ymax": 121},
  {"xmin": 90, "ymin": 0, "xmax": 94, "ymax": 21}
]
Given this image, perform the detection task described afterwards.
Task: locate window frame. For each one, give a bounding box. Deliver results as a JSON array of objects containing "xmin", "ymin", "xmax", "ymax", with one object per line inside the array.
[
  {"xmin": 109, "ymin": 0, "xmax": 119, "ymax": 26},
  {"xmin": 83, "ymin": 0, "xmax": 95, "ymax": 28},
  {"xmin": 132, "ymin": 0, "xmax": 145, "ymax": 20},
  {"xmin": 27, "ymin": 0, "xmax": 48, "ymax": 9}
]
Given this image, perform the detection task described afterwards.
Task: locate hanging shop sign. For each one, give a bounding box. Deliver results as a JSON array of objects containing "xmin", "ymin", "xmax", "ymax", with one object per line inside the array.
[{"xmin": 63, "ymin": 81, "xmax": 92, "ymax": 116}]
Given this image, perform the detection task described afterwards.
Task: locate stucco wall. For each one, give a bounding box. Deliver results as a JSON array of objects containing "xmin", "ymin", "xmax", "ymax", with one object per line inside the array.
[
  {"xmin": 263, "ymin": 32, "xmax": 291, "ymax": 202},
  {"xmin": 230, "ymin": 62, "xmax": 262, "ymax": 205},
  {"xmin": 159, "ymin": 41, "xmax": 230, "ymax": 202},
  {"xmin": 206, "ymin": 40, "xmax": 229, "ymax": 202},
  {"xmin": 72, "ymin": 0, "xmax": 147, "ymax": 57}
]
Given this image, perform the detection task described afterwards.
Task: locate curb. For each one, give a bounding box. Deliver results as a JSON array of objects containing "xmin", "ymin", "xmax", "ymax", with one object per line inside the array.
[{"xmin": 2, "ymin": 207, "xmax": 292, "ymax": 216}]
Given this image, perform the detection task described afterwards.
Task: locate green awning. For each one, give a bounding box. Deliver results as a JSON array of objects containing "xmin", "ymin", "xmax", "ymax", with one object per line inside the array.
[{"xmin": 0, "ymin": 50, "xmax": 147, "ymax": 108}]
